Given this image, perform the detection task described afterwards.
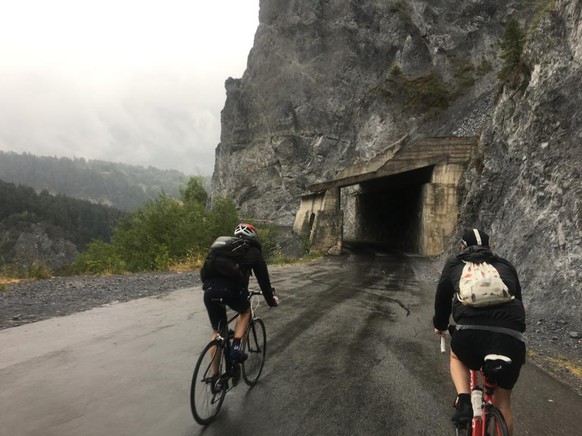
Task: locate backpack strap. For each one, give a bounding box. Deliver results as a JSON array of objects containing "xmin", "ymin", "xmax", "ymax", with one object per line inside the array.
[{"xmin": 454, "ymin": 324, "xmax": 524, "ymax": 342}]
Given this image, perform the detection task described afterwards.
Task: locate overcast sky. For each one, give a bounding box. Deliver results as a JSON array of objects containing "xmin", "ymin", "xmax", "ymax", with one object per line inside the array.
[{"xmin": 0, "ymin": 0, "xmax": 259, "ymax": 176}]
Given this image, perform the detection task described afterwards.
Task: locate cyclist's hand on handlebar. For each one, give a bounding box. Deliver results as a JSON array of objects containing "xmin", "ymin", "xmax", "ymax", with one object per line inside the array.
[{"xmin": 270, "ymin": 287, "xmax": 279, "ymax": 307}]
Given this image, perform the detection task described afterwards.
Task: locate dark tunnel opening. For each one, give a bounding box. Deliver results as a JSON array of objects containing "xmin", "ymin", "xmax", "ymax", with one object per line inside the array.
[{"xmin": 344, "ymin": 166, "xmax": 434, "ymax": 253}]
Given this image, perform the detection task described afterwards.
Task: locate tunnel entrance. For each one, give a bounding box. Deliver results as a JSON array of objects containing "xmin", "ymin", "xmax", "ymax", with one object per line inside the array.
[
  {"xmin": 293, "ymin": 136, "xmax": 478, "ymax": 256},
  {"xmin": 343, "ymin": 166, "xmax": 434, "ymax": 253}
]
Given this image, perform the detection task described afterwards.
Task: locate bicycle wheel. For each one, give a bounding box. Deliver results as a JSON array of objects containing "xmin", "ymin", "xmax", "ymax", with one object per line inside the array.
[
  {"xmin": 242, "ymin": 318, "xmax": 266, "ymax": 386},
  {"xmin": 190, "ymin": 340, "xmax": 227, "ymax": 425},
  {"xmin": 454, "ymin": 421, "xmax": 472, "ymax": 436},
  {"xmin": 484, "ymin": 406, "xmax": 510, "ymax": 436}
]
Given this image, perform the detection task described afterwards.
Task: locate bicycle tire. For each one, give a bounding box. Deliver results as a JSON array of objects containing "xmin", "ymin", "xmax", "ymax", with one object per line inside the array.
[
  {"xmin": 242, "ymin": 318, "xmax": 267, "ymax": 386},
  {"xmin": 454, "ymin": 422, "xmax": 472, "ymax": 436},
  {"xmin": 190, "ymin": 340, "xmax": 227, "ymax": 425},
  {"xmin": 484, "ymin": 405, "xmax": 510, "ymax": 436}
]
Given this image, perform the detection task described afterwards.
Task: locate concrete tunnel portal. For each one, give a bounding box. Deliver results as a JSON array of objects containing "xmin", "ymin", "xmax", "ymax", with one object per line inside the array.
[
  {"xmin": 293, "ymin": 136, "xmax": 479, "ymax": 256},
  {"xmin": 344, "ymin": 166, "xmax": 434, "ymax": 253}
]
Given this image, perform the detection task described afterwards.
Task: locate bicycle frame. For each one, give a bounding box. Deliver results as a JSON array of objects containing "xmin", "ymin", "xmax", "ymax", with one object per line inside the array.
[
  {"xmin": 191, "ymin": 290, "xmax": 267, "ymax": 425},
  {"xmin": 440, "ymin": 336, "xmax": 509, "ymax": 436},
  {"xmin": 468, "ymin": 366, "xmax": 504, "ymax": 435},
  {"xmin": 469, "ymin": 370, "xmax": 485, "ymax": 435},
  {"xmin": 212, "ymin": 290, "xmax": 264, "ymax": 379},
  {"xmin": 216, "ymin": 290, "xmax": 263, "ymax": 338}
]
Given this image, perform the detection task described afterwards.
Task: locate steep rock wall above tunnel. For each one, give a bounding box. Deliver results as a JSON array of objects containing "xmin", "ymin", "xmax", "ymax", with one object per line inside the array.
[
  {"xmin": 212, "ymin": 0, "xmax": 533, "ymax": 224},
  {"xmin": 211, "ymin": 0, "xmax": 581, "ymax": 321}
]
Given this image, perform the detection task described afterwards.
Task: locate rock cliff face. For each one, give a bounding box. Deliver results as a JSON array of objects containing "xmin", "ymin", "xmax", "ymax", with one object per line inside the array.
[
  {"xmin": 213, "ymin": 0, "xmax": 532, "ymax": 223},
  {"xmin": 212, "ymin": 1, "xmax": 581, "ymax": 320},
  {"xmin": 458, "ymin": 0, "xmax": 582, "ymax": 321},
  {"xmin": 8, "ymin": 223, "xmax": 79, "ymax": 272}
]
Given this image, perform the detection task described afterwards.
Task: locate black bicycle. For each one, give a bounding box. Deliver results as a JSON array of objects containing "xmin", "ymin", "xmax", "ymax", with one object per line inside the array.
[{"xmin": 190, "ymin": 290, "xmax": 267, "ymax": 425}]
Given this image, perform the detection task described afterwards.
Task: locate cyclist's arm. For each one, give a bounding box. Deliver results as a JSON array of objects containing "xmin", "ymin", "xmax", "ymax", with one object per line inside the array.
[
  {"xmin": 246, "ymin": 251, "xmax": 277, "ymax": 307},
  {"xmin": 433, "ymin": 260, "xmax": 455, "ymax": 331}
]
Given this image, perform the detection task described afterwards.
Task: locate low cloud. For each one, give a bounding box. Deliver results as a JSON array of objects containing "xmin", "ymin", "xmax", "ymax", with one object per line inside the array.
[
  {"xmin": 0, "ymin": 1, "xmax": 259, "ymax": 176},
  {"xmin": 0, "ymin": 68, "xmax": 227, "ymax": 175}
]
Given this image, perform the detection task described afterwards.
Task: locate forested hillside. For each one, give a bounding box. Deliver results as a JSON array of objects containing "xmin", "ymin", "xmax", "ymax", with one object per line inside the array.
[
  {"xmin": 0, "ymin": 179, "xmax": 124, "ymax": 274},
  {"xmin": 0, "ymin": 151, "xmax": 191, "ymax": 211}
]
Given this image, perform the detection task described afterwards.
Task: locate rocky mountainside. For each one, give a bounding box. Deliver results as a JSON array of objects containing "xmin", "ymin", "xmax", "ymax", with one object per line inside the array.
[
  {"xmin": 212, "ymin": 1, "xmax": 580, "ymax": 321},
  {"xmin": 213, "ymin": 0, "xmax": 532, "ymax": 222},
  {"xmin": 458, "ymin": 0, "xmax": 581, "ymax": 322}
]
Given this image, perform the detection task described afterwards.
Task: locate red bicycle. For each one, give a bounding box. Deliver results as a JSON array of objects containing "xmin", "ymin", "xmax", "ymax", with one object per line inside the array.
[{"xmin": 440, "ymin": 337, "xmax": 511, "ymax": 436}]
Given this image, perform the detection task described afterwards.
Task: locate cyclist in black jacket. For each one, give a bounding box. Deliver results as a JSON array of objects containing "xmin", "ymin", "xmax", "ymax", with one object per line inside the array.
[
  {"xmin": 433, "ymin": 229, "xmax": 525, "ymax": 435},
  {"xmin": 202, "ymin": 223, "xmax": 278, "ymax": 362}
]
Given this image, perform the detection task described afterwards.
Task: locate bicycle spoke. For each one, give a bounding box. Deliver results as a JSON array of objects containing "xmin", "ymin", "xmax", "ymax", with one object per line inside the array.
[
  {"xmin": 242, "ymin": 318, "xmax": 267, "ymax": 386},
  {"xmin": 191, "ymin": 341, "xmax": 227, "ymax": 425}
]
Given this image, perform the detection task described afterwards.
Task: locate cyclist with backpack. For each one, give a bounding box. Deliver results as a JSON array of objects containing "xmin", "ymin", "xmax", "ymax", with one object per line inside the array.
[
  {"xmin": 433, "ymin": 229, "xmax": 526, "ymax": 436},
  {"xmin": 201, "ymin": 223, "xmax": 279, "ymax": 362}
]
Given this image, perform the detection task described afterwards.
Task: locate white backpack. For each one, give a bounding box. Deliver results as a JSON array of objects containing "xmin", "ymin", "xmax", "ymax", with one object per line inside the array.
[{"xmin": 457, "ymin": 261, "xmax": 514, "ymax": 307}]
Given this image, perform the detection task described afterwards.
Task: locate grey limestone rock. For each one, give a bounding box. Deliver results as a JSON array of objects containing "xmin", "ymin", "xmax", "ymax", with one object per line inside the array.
[{"xmin": 211, "ymin": 0, "xmax": 581, "ymax": 322}]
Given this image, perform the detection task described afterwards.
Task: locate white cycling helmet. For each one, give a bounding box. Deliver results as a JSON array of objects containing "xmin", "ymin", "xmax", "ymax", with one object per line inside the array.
[{"xmin": 234, "ymin": 223, "xmax": 257, "ymax": 239}]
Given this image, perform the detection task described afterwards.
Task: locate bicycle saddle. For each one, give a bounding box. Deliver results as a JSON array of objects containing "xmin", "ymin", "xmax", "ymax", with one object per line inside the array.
[{"xmin": 482, "ymin": 354, "xmax": 512, "ymax": 382}]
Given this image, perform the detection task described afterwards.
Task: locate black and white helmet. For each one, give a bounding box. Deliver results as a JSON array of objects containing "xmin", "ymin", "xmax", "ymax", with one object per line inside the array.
[{"xmin": 234, "ymin": 223, "xmax": 257, "ymax": 239}]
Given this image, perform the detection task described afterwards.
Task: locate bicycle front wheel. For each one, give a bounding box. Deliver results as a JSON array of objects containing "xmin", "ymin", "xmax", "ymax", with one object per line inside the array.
[
  {"xmin": 484, "ymin": 405, "xmax": 510, "ymax": 436},
  {"xmin": 190, "ymin": 340, "xmax": 227, "ymax": 425},
  {"xmin": 242, "ymin": 318, "xmax": 267, "ymax": 386}
]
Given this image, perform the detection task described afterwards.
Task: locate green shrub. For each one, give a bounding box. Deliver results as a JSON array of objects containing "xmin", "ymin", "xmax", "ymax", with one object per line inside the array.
[
  {"xmin": 1, "ymin": 259, "xmax": 53, "ymax": 280},
  {"xmin": 256, "ymin": 225, "xmax": 280, "ymax": 261},
  {"xmin": 71, "ymin": 178, "xmax": 241, "ymax": 274},
  {"xmin": 71, "ymin": 240, "xmax": 126, "ymax": 275},
  {"xmin": 374, "ymin": 67, "xmax": 453, "ymax": 117},
  {"xmin": 530, "ymin": 0, "xmax": 557, "ymax": 32},
  {"xmin": 404, "ymin": 74, "xmax": 452, "ymax": 112},
  {"xmin": 498, "ymin": 17, "xmax": 527, "ymax": 87},
  {"xmin": 299, "ymin": 234, "xmax": 311, "ymax": 256}
]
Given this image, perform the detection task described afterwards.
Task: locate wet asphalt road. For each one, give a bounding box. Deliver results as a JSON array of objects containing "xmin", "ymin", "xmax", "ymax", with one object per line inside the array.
[{"xmin": 1, "ymin": 244, "xmax": 580, "ymax": 435}]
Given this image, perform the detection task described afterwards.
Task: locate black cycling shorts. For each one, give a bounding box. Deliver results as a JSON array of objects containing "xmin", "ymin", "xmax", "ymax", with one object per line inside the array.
[
  {"xmin": 203, "ymin": 282, "xmax": 249, "ymax": 331},
  {"xmin": 450, "ymin": 329, "xmax": 526, "ymax": 390}
]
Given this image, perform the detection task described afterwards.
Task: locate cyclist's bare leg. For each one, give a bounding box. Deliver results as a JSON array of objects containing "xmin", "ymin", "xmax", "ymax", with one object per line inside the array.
[
  {"xmin": 210, "ymin": 330, "xmax": 222, "ymax": 376},
  {"xmin": 493, "ymin": 387, "xmax": 513, "ymax": 435},
  {"xmin": 450, "ymin": 351, "xmax": 471, "ymax": 394},
  {"xmin": 234, "ymin": 309, "xmax": 251, "ymax": 340}
]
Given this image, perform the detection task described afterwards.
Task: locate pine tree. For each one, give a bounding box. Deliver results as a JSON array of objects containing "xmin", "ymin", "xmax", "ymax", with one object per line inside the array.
[{"xmin": 498, "ymin": 17, "xmax": 526, "ymax": 85}]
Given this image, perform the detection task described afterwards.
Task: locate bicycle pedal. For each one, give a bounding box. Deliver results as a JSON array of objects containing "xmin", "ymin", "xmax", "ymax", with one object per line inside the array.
[{"xmin": 210, "ymin": 378, "xmax": 222, "ymax": 395}]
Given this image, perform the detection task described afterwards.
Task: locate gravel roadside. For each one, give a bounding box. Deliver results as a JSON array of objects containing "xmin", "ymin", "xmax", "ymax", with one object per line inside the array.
[
  {"xmin": 0, "ymin": 271, "xmax": 202, "ymax": 329},
  {"xmin": 1, "ymin": 267, "xmax": 580, "ymax": 395}
]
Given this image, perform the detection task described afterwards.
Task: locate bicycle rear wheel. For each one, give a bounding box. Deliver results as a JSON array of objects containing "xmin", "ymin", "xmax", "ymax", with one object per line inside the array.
[
  {"xmin": 484, "ymin": 406, "xmax": 509, "ymax": 436},
  {"xmin": 454, "ymin": 422, "xmax": 472, "ymax": 436},
  {"xmin": 190, "ymin": 340, "xmax": 227, "ymax": 425},
  {"xmin": 242, "ymin": 318, "xmax": 266, "ymax": 386}
]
